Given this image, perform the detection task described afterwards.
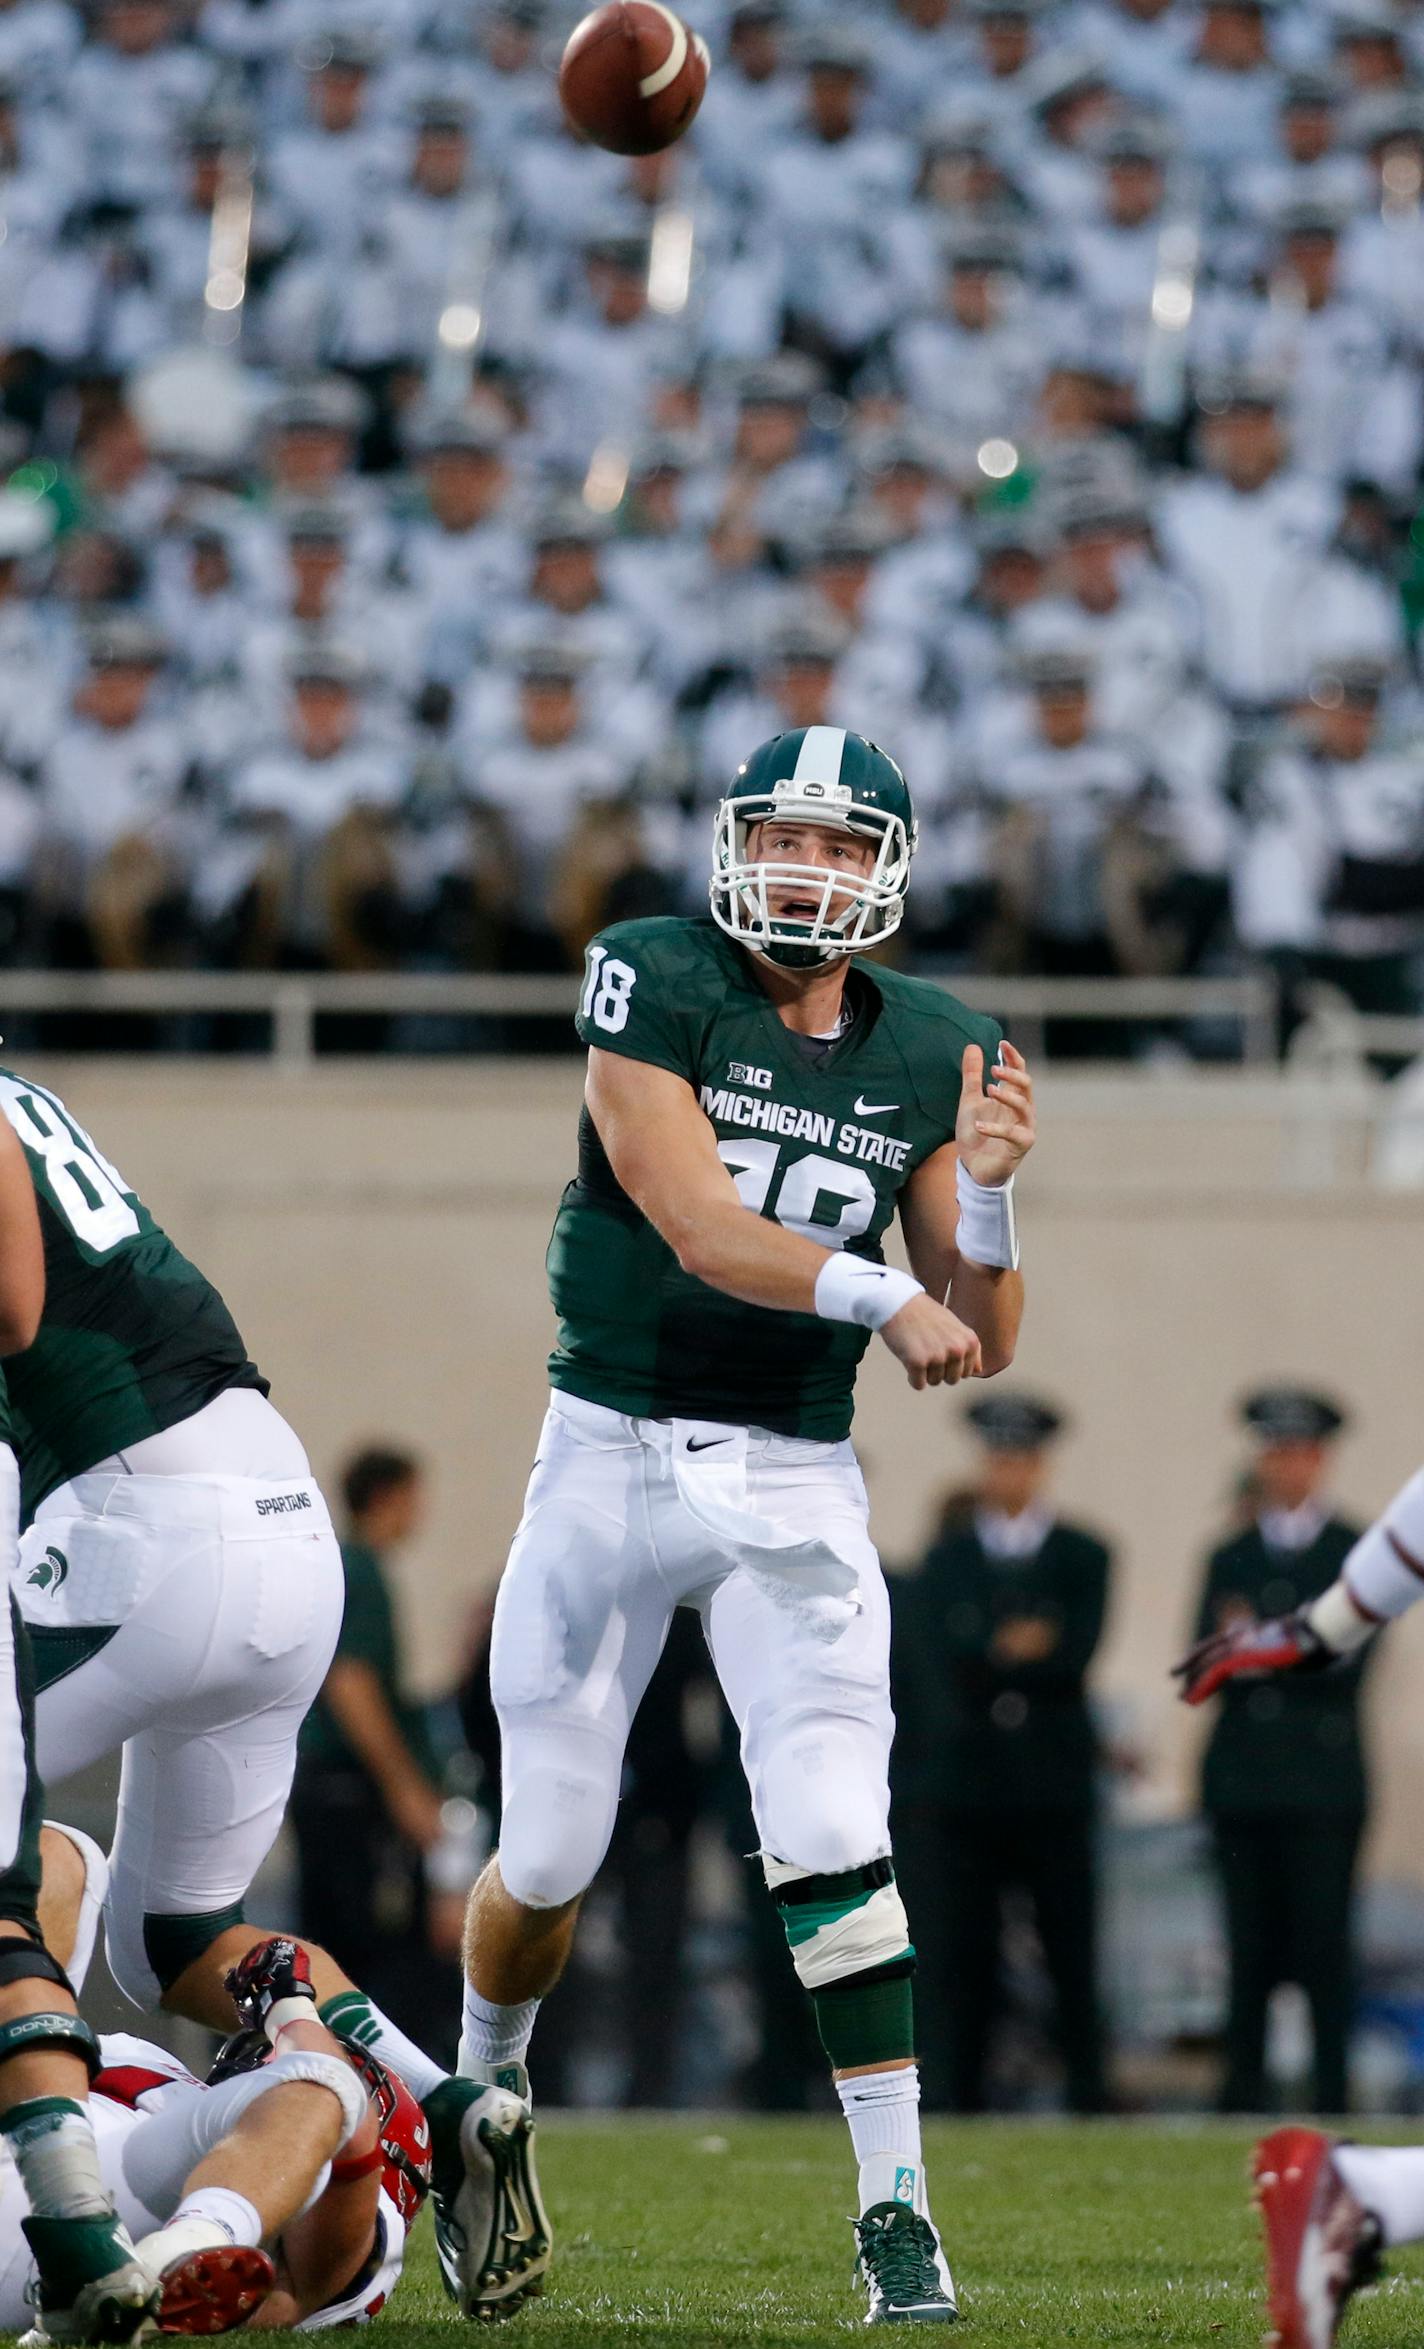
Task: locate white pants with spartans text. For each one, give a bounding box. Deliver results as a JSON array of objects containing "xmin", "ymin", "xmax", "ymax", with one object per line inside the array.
[
  {"xmin": 490, "ymin": 1391, "xmax": 894, "ymax": 1909},
  {"xmin": 15, "ymin": 1392, "xmax": 343, "ymax": 2005},
  {"xmin": 0, "ymin": 1448, "xmax": 29, "ymax": 1885}
]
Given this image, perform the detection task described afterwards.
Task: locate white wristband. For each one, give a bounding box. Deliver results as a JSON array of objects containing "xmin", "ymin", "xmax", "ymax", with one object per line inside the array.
[
  {"xmin": 265, "ymin": 1995, "xmax": 317, "ymax": 2044},
  {"xmin": 1306, "ymin": 1579, "xmax": 1376, "ymax": 1656},
  {"xmin": 955, "ymin": 1162, "xmax": 1019, "ymax": 1270},
  {"xmin": 814, "ymin": 1253, "xmax": 924, "ymax": 1331}
]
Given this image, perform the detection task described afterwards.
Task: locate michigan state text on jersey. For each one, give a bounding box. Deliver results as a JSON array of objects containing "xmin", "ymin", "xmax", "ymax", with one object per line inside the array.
[
  {"xmin": 551, "ymin": 912, "xmax": 1001, "ymax": 1440},
  {"xmin": 452, "ymin": 727, "xmax": 1036, "ymax": 2328}
]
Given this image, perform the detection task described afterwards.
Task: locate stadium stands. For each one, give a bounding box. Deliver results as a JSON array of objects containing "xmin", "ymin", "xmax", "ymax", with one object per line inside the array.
[{"xmin": 0, "ymin": 0, "xmax": 1422, "ymax": 1045}]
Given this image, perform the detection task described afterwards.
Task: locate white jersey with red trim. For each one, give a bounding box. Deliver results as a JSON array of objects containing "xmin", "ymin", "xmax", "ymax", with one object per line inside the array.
[
  {"xmin": 298, "ymin": 2194, "xmax": 407, "ymax": 2329},
  {"xmin": 92, "ymin": 2031, "xmax": 202, "ymax": 2112},
  {"xmin": 0, "ymin": 2035, "xmax": 406, "ymax": 2333}
]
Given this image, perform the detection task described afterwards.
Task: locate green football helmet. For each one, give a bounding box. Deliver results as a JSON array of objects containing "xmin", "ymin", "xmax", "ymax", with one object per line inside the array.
[{"xmin": 710, "ymin": 726, "xmax": 918, "ymax": 968}]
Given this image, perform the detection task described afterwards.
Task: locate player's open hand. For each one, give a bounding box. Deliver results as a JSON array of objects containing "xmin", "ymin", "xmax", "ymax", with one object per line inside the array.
[
  {"xmin": 956, "ymin": 1041, "xmax": 1036, "ymax": 1189},
  {"xmin": 1171, "ymin": 1609, "xmax": 1333, "ymax": 1705},
  {"xmin": 879, "ymin": 1293, "xmax": 983, "ymax": 1390}
]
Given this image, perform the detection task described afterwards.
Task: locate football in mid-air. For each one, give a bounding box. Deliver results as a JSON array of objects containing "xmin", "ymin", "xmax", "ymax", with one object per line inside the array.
[{"xmin": 559, "ymin": 2, "xmax": 710, "ymax": 156}]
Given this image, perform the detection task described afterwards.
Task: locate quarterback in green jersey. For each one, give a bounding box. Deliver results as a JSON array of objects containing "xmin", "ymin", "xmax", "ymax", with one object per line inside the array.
[{"xmin": 447, "ymin": 727, "xmax": 1036, "ymax": 2327}]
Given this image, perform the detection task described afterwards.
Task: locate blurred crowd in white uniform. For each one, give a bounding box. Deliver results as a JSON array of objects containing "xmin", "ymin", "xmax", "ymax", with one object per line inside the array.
[{"xmin": 2, "ymin": 0, "xmax": 1424, "ymax": 1040}]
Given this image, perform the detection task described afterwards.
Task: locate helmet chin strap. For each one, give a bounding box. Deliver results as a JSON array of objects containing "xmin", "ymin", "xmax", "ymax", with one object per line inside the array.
[
  {"xmin": 750, "ymin": 854, "xmax": 871, "ymax": 960},
  {"xmin": 757, "ymin": 938, "xmax": 841, "ymax": 971},
  {"xmin": 754, "ymin": 894, "xmax": 859, "ymax": 969}
]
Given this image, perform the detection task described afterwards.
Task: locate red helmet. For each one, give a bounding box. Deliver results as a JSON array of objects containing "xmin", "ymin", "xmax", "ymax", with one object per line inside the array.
[{"xmin": 345, "ymin": 2044, "xmax": 433, "ymax": 2227}]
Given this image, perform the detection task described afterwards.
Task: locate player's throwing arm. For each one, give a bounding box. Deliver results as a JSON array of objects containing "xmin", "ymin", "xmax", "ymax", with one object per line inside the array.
[{"xmin": 584, "ymin": 1034, "xmax": 1033, "ymax": 1390}]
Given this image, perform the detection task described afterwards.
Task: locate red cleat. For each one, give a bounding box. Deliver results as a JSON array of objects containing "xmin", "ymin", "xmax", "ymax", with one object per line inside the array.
[
  {"xmin": 156, "ymin": 2246, "xmax": 276, "ymax": 2336},
  {"xmin": 1253, "ymin": 2129, "xmax": 1382, "ymax": 2349}
]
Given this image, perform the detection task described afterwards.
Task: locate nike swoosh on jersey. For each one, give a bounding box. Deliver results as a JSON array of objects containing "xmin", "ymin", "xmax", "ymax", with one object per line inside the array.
[{"xmin": 853, "ymin": 1097, "xmax": 900, "ymax": 1117}]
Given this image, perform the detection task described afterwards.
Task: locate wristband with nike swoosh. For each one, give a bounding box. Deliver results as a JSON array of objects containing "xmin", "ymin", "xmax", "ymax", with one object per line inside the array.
[{"xmin": 814, "ymin": 1253, "xmax": 924, "ymax": 1330}]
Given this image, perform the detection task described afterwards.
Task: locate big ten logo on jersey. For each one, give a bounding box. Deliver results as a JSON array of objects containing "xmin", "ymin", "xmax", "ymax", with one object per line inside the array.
[
  {"xmin": 0, "ymin": 1075, "xmax": 140, "ymax": 1256},
  {"xmin": 728, "ymin": 1062, "xmax": 772, "ymax": 1090}
]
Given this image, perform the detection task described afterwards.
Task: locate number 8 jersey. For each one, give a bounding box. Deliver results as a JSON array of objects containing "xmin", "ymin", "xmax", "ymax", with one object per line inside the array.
[
  {"xmin": 0, "ymin": 1071, "xmax": 267, "ymax": 1520},
  {"xmin": 550, "ymin": 916, "xmax": 1002, "ymax": 1441}
]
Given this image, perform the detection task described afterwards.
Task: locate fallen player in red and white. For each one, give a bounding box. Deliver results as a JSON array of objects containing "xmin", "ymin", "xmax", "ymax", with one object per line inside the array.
[
  {"xmin": 7, "ymin": 1836, "xmax": 429, "ymax": 2338},
  {"xmin": 1176, "ymin": 1457, "xmax": 1424, "ymax": 2349}
]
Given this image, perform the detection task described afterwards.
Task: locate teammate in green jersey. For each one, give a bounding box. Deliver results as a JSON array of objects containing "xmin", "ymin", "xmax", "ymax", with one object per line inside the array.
[
  {"xmin": 0, "ymin": 1120, "xmax": 160, "ymax": 2345},
  {"xmin": 0, "ymin": 1078, "xmax": 268, "ymax": 1526},
  {"xmin": 0, "ymin": 1067, "xmax": 344, "ymax": 2033},
  {"xmin": 441, "ymin": 728, "xmax": 1036, "ymax": 2327},
  {"xmin": 0, "ymin": 1073, "xmax": 569, "ymax": 2311}
]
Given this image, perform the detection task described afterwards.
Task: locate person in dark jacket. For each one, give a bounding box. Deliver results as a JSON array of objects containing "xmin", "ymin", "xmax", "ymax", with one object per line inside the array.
[
  {"xmin": 893, "ymin": 1393, "xmax": 1112, "ymax": 2113},
  {"xmin": 1193, "ymin": 1385, "xmax": 1369, "ymax": 2114},
  {"xmin": 290, "ymin": 1445, "xmax": 450, "ymax": 2045}
]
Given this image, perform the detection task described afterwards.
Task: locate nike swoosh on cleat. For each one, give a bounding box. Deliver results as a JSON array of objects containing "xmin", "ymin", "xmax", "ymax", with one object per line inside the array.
[{"xmin": 854, "ymin": 1098, "xmax": 899, "ymax": 1117}]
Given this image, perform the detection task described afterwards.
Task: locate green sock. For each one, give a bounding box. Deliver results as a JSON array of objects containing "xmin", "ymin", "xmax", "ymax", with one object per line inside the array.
[
  {"xmin": 812, "ymin": 1971, "xmax": 916, "ymax": 2071},
  {"xmin": 319, "ymin": 1990, "xmax": 447, "ymax": 2102},
  {"xmin": 767, "ymin": 1858, "xmax": 917, "ymax": 2071},
  {"xmin": 0, "ymin": 2098, "xmax": 112, "ymax": 2219}
]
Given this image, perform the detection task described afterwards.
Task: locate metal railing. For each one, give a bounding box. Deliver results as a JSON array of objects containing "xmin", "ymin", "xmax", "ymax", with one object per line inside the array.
[
  {"xmin": 0, "ymin": 967, "xmax": 1285, "ymax": 1068},
  {"xmin": 1290, "ymin": 987, "xmax": 1424, "ymax": 1068},
  {"xmin": 935, "ymin": 973, "xmax": 1280, "ymax": 1068}
]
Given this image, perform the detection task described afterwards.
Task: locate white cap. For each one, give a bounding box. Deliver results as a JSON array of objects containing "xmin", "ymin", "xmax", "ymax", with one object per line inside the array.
[{"xmin": 0, "ymin": 492, "xmax": 54, "ymax": 561}]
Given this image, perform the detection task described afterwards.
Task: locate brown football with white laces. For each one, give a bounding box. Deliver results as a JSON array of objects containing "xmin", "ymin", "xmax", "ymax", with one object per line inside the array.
[{"xmin": 559, "ymin": 2, "xmax": 710, "ymax": 156}]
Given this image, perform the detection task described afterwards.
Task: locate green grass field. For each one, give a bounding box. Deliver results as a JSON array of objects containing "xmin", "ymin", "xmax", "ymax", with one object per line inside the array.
[{"xmin": 370, "ymin": 2117, "xmax": 1424, "ymax": 2347}]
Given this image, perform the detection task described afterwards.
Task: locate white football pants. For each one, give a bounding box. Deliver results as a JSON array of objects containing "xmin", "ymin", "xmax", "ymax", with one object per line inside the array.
[
  {"xmin": 16, "ymin": 1391, "xmax": 343, "ymax": 2006},
  {"xmin": 490, "ymin": 1391, "xmax": 894, "ymax": 1909},
  {"xmin": 0, "ymin": 1446, "xmax": 31, "ymax": 1891}
]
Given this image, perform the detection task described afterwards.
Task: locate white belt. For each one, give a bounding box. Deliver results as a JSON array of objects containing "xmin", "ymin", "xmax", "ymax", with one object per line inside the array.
[
  {"xmin": 19, "ymin": 1474, "xmax": 333, "ymax": 1626},
  {"xmin": 549, "ymin": 1393, "xmax": 861, "ymax": 1643},
  {"xmin": 33, "ymin": 1472, "xmax": 332, "ymax": 1542},
  {"xmin": 668, "ymin": 1420, "xmax": 860, "ymax": 1643}
]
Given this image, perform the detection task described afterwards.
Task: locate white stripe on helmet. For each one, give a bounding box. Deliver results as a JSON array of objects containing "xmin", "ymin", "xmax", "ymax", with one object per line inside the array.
[{"xmin": 791, "ymin": 725, "xmax": 847, "ymax": 785}]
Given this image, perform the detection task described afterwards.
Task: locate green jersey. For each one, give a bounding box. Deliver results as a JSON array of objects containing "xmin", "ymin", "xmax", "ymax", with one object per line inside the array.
[
  {"xmin": 548, "ymin": 917, "xmax": 1002, "ymax": 1441},
  {"xmin": 0, "ymin": 1070, "xmax": 267, "ymax": 1520},
  {"xmin": 299, "ymin": 1537, "xmax": 432, "ymax": 1776}
]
